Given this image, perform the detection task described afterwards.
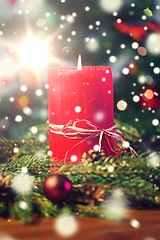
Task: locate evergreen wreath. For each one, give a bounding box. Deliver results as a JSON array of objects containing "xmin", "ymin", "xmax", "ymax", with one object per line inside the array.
[{"xmin": 0, "ymin": 120, "xmax": 159, "ymax": 224}]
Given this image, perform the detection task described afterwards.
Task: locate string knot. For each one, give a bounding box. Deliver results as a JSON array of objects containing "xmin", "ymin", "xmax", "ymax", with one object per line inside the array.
[{"xmin": 47, "ymin": 119, "xmax": 138, "ymax": 160}]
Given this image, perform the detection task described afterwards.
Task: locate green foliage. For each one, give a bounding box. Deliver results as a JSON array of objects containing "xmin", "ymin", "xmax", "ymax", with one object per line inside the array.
[{"xmin": 0, "ymin": 122, "xmax": 159, "ymax": 224}]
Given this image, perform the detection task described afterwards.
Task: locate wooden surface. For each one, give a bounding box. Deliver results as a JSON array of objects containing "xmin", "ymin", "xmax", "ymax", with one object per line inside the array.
[{"xmin": 0, "ymin": 210, "xmax": 160, "ymax": 240}]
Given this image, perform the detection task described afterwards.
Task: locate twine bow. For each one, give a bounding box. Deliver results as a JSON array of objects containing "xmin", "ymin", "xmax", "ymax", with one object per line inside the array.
[{"xmin": 47, "ymin": 119, "xmax": 137, "ymax": 160}]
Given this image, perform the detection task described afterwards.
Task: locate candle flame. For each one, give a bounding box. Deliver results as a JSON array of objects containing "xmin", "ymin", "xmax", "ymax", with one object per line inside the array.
[{"xmin": 77, "ymin": 54, "xmax": 82, "ymax": 70}]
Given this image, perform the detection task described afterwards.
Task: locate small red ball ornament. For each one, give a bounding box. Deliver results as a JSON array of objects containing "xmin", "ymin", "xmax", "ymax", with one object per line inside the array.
[{"xmin": 43, "ymin": 174, "xmax": 72, "ymax": 202}]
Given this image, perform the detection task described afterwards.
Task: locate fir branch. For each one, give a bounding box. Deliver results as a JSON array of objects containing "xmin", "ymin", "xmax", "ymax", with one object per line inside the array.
[
  {"xmin": 115, "ymin": 119, "xmax": 141, "ymax": 141},
  {"xmin": 0, "ymin": 122, "xmax": 159, "ymax": 223}
]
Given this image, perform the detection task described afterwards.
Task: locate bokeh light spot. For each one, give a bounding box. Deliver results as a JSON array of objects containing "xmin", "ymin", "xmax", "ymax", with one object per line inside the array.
[
  {"xmin": 144, "ymin": 89, "xmax": 154, "ymax": 99},
  {"xmin": 117, "ymin": 100, "xmax": 127, "ymax": 111}
]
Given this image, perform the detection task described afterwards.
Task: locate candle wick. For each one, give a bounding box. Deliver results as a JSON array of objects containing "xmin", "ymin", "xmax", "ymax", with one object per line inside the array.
[{"xmin": 77, "ymin": 54, "xmax": 82, "ymax": 70}]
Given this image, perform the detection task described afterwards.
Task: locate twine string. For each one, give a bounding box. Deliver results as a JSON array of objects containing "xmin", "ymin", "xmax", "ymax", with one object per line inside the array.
[{"xmin": 47, "ymin": 119, "xmax": 137, "ymax": 160}]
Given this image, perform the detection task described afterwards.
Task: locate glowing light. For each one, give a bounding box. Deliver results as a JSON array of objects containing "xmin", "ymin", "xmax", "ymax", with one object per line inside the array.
[
  {"xmin": 96, "ymin": 21, "xmax": 101, "ymax": 26},
  {"xmin": 74, "ymin": 106, "xmax": 82, "ymax": 113},
  {"xmin": 108, "ymin": 166, "xmax": 114, "ymax": 173},
  {"xmin": 15, "ymin": 115, "xmax": 23, "ymax": 122},
  {"xmin": 38, "ymin": 134, "xmax": 47, "ymax": 142},
  {"xmin": 9, "ymin": 97, "xmax": 15, "ymax": 102},
  {"xmin": 19, "ymin": 201, "xmax": 28, "ymax": 210},
  {"xmin": 142, "ymin": 15, "xmax": 147, "ymax": 20},
  {"xmin": 72, "ymin": 12, "xmax": 77, "ymax": 17},
  {"xmin": 23, "ymin": 106, "xmax": 32, "ymax": 115},
  {"xmin": 130, "ymin": 219, "xmax": 140, "ymax": 228},
  {"xmin": 35, "ymin": 89, "xmax": 43, "ymax": 96},
  {"xmin": 122, "ymin": 141, "xmax": 130, "ymax": 148},
  {"xmin": 66, "ymin": 15, "xmax": 74, "ymax": 23},
  {"xmin": 13, "ymin": 147, "xmax": 19, "ymax": 153},
  {"xmin": 103, "ymin": 189, "xmax": 128, "ymax": 221},
  {"xmin": 71, "ymin": 155, "xmax": 78, "ymax": 162},
  {"xmin": 144, "ymin": 89, "xmax": 154, "ymax": 99},
  {"xmin": 102, "ymin": 32, "xmax": 107, "ymax": 37},
  {"xmin": 132, "ymin": 42, "xmax": 139, "ymax": 49},
  {"xmin": 117, "ymin": 100, "xmax": 127, "ymax": 111},
  {"xmin": 12, "ymin": 173, "xmax": 33, "ymax": 194},
  {"xmin": 137, "ymin": 47, "xmax": 147, "ymax": 56},
  {"xmin": 95, "ymin": 111, "xmax": 105, "ymax": 122},
  {"xmin": 138, "ymin": 75, "xmax": 146, "ymax": 84},
  {"xmin": 30, "ymin": 126, "xmax": 38, "ymax": 134},
  {"xmin": 16, "ymin": 36, "xmax": 50, "ymax": 69},
  {"xmin": 99, "ymin": 0, "xmax": 123, "ymax": 13},
  {"xmin": 93, "ymin": 145, "xmax": 100, "ymax": 152},
  {"xmin": 36, "ymin": 18, "xmax": 46, "ymax": 27},
  {"xmin": 117, "ymin": 19, "xmax": 122, "ymax": 23},
  {"xmin": 121, "ymin": 44, "xmax": 125, "ymax": 49},
  {"xmin": 54, "ymin": 214, "xmax": 78, "ymax": 237},
  {"xmin": 85, "ymin": 6, "xmax": 90, "ymax": 11},
  {"xmin": 122, "ymin": 68, "xmax": 129, "ymax": 75},
  {"xmin": 0, "ymin": 233, "xmax": 15, "ymax": 240},
  {"xmin": 71, "ymin": 31, "xmax": 76, "ymax": 36},
  {"xmin": 18, "ymin": 95, "xmax": 29, "ymax": 107},
  {"xmin": 20, "ymin": 85, "xmax": 28, "ymax": 92},
  {"xmin": 152, "ymin": 119, "xmax": 159, "ymax": 126},
  {"xmin": 89, "ymin": 25, "xmax": 93, "ymax": 29},
  {"xmin": 148, "ymin": 153, "xmax": 160, "ymax": 167},
  {"xmin": 48, "ymin": 150, "xmax": 53, "ymax": 156},
  {"xmin": 85, "ymin": 37, "xmax": 100, "ymax": 52},
  {"xmin": 145, "ymin": 33, "xmax": 160, "ymax": 55},
  {"xmin": 109, "ymin": 56, "xmax": 117, "ymax": 63},
  {"xmin": 58, "ymin": 34, "xmax": 63, "ymax": 40},
  {"xmin": 21, "ymin": 167, "xmax": 28, "ymax": 174},
  {"xmin": 113, "ymin": 12, "xmax": 118, "ymax": 16},
  {"xmin": 106, "ymin": 49, "xmax": 111, "ymax": 54},
  {"xmin": 133, "ymin": 95, "xmax": 140, "ymax": 102},
  {"xmin": 153, "ymin": 67, "xmax": 160, "ymax": 74}
]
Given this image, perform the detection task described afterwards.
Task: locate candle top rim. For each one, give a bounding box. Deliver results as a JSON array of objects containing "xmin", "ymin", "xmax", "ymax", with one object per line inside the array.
[{"xmin": 48, "ymin": 66, "xmax": 111, "ymax": 71}]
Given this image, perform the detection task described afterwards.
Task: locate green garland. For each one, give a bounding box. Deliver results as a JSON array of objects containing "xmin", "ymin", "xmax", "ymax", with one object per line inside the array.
[{"xmin": 0, "ymin": 121, "xmax": 160, "ymax": 224}]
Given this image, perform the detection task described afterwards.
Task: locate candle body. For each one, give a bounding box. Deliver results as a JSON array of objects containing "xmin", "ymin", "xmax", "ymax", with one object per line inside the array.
[{"xmin": 48, "ymin": 67, "xmax": 114, "ymax": 163}]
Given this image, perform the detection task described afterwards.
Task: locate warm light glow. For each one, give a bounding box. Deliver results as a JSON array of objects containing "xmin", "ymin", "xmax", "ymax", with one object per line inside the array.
[
  {"xmin": 144, "ymin": 89, "xmax": 154, "ymax": 99},
  {"xmin": 16, "ymin": 36, "xmax": 50, "ymax": 69},
  {"xmin": 117, "ymin": 100, "xmax": 127, "ymax": 111},
  {"xmin": 77, "ymin": 54, "xmax": 82, "ymax": 70},
  {"xmin": 18, "ymin": 95, "xmax": 29, "ymax": 107}
]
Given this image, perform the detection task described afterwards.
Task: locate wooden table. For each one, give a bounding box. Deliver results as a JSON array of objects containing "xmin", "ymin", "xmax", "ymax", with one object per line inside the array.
[{"xmin": 0, "ymin": 210, "xmax": 160, "ymax": 240}]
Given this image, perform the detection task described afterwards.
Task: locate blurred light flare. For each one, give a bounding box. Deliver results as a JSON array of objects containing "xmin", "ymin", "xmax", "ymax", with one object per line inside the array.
[
  {"xmin": 102, "ymin": 189, "xmax": 128, "ymax": 221},
  {"xmin": 0, "ymin": 233, "xmax": 15, "ymax": 240},
  {"xmin": 0, "ymin": 25, "xmax": 64, "ymax": 83},
  {"xmin": 130, "ymin": 219, "xmax": 140, "ymax": 228},
  {"xmin": 18, "ymin": 95, "xmax": 29, "ymax": 107},
  {"xmin": 144, "ymin": 89, "xmax": 154, "ymax": 100},
  {"xmin": 15, "ymin": 36, "xmax": 51, "ymax": 69},
  {"xmin": 54, "ymin": 214, "xmax": 78, "ymax": 237},
  {"xmin": 12, "ymin": 173, "xmax": 33, "ymax": 194}
]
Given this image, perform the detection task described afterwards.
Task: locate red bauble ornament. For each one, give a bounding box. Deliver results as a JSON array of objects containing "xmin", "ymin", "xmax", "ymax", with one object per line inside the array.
[{"xmin": 43, "ymin": 174, "xmax": 72, "ymax": 202}]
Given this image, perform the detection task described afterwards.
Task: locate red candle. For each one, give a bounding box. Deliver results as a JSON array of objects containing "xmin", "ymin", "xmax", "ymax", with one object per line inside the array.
[{"xmin": 48, "ymin": 58, "xmax": 114, "ymax": 164}]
